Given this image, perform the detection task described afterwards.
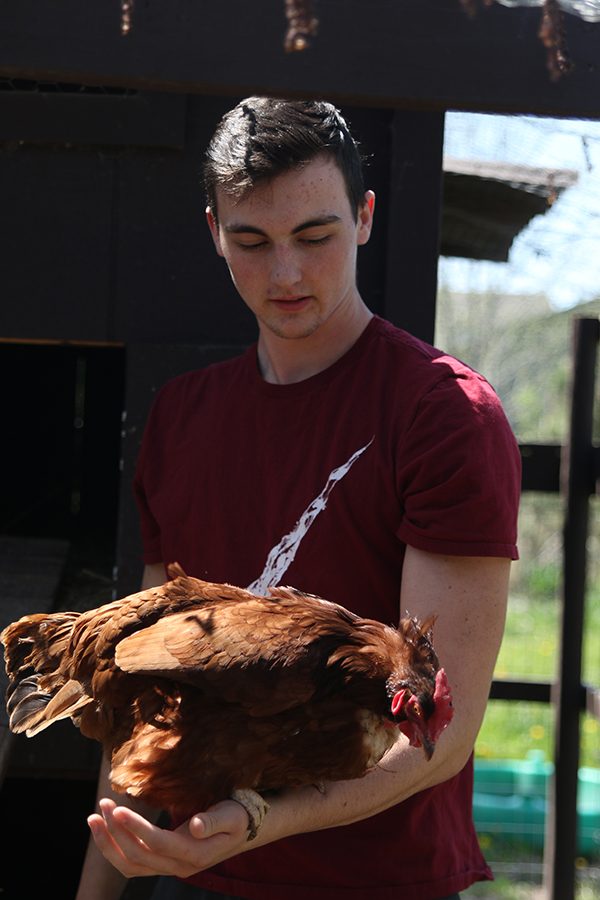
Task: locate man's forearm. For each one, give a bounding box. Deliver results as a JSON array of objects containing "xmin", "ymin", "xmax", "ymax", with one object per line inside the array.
[
  {"xmin": 76, "ymin": 835, "xmax": 127, "ymax": 900},
  {"xmin": 75, "ymin": 753, "xmax": 159, "ymax": 900},
  {"xmin": 76, "ymin": 755, "xmax": 127, "ymax": 900},
  {"xmin": 248, "ymin": 729, "xmax": 470, "ymax": 850}
]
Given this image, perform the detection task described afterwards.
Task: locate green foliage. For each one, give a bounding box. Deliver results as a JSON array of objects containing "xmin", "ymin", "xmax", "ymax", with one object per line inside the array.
[
  {"xmin": 435, "ymin": 291, "xmax": 600, "ymax": 894},
  {"xmin": 526, "ymin": 564, "xmax": 560, "ymax": 600},
  {"xmin": 436, "ymin": 290, "xmax": 600, "ymax": 762},
  {"xmin": 463, "ymin": 875, "xmax": 599, "ymax": 899},
  {"xmin": 435, "ymin": 290, "xmax": 600, "ymax": 443}
]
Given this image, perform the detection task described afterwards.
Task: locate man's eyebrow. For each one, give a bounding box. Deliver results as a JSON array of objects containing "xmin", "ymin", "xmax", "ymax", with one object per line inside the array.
[
  {"xmin": 291, "ymin": 215, "xmax": 341, "ymax": 234},
  {"xmin": 223, "ymin": 224, "xmax": 267, "ymax": 235},
  {"xmin": 223, "ymin": 215, "xmax": 342, "ymax": 236}
]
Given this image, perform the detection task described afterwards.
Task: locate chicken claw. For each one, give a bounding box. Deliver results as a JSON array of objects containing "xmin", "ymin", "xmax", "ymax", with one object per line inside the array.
[{"xmin": 230, "ymin": 788, "xmax": 269, "ymax": 840}]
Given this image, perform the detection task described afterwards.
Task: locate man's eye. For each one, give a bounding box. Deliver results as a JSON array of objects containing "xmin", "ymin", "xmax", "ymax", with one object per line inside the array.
[
  {"xmin": 301, "ymin": 235, "xmax": 330, "ymax": 246},
  {"xmin": 238, "ymin": 241, "xmax": 267, "ymax": 251}
]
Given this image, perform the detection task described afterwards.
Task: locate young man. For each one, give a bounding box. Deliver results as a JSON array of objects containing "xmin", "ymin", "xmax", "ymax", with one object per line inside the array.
[{"xmin": 76, "ymin": 97, "xmax": 521, "ymax": 900}]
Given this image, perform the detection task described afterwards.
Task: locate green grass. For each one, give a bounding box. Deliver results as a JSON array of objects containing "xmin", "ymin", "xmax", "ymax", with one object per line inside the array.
[
  {"xmin": 467, "ymin": 571, "xmax": 600, "ymax": 897},
  {"xmin": 475, "ymin": 583, "xmax": 600, "ymax": 769},
  {"xmin": 462, "ymin": 876, "xmax": 599, "ymax": 899}
]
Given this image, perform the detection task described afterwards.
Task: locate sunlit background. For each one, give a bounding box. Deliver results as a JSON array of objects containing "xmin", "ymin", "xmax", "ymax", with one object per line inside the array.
[
  {"xmin": 440, "ymin": 112, "xmax": 600, "ymax": 311},
  {"xmin": 437, "ymin": 111, "xmax": 600, "ymax": 899}
]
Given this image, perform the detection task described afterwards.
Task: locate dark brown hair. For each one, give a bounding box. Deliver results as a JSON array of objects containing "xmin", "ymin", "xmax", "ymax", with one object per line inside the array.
[{"xmin": 204, "ymin": 97, "xmax": 365, "ymax": 221}]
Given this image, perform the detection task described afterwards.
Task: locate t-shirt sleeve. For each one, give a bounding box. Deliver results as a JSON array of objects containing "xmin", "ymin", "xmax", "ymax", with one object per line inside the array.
[{"xmin": 395, "ymin": 371, "xmax": 521, "ymax": 559}]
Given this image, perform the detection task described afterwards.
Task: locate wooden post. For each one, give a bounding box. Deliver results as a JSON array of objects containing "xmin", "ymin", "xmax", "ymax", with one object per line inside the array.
[
  {"xmin": 544, "ymin": 317, "xmax": 599, "ymax": 900},
  {"xmin": 383, "ymin": 110, "xmax": 445, "ymax": 344}
]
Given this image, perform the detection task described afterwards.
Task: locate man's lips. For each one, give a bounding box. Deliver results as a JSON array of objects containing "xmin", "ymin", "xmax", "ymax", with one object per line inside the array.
[{"xmin": 269, "ymin": 296, "xmax": 312, "ymax": 311}]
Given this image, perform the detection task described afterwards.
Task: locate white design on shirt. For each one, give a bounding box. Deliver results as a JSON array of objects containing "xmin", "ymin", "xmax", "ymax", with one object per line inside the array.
[{"xmin": 248, "ymin": 437, "xmax": 374, "ymax": 595}]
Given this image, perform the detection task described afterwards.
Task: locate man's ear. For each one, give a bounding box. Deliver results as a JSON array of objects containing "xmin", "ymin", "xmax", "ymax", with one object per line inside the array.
[
  {"xmin": 206, "ymin": 206, "xmax": 224, "ymax": 256},
  {"xmin": 357, "ymin": 190, "xmax": 375, "ymax": 246}
]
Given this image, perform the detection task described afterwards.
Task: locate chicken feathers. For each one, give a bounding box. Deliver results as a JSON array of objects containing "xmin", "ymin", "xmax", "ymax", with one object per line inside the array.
[{"xmin": 1, "ymin": 564, "xmax": 453, "ymax": 828}]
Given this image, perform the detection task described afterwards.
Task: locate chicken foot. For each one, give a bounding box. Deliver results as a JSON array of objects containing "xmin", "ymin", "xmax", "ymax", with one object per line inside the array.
[{"xmin": 230, "ymin": 788, "xmax": 269, "ymax": 840}]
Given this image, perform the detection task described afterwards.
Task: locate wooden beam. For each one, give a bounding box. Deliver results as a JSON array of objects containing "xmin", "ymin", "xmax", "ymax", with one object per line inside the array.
[
  {"xmin": 520, "ymin": 443, "xmax": 562, "ymax": 493},
  {"xmin": 384, "ymin": 110, "xmax": 445, "ymax": 342},
  {"xmin": 0, "ymin": 90, "xmax": 186, "ymax": 148},
  {"xmin": 0, "ymin": 1, "xmax": 599, "ymax": 117},
  {"xmin": 490, "ymin": 678, "xmax": 553, "ymax": 704},
  {"xmin": 489, "ymin": 679, "xmax": 595, "ymax": 709}
]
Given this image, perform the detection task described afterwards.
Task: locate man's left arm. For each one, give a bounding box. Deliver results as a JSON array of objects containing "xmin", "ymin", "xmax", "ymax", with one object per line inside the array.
[{"xmin": 88, "ymin": 547, "xmax": 510, "ymax": 878}]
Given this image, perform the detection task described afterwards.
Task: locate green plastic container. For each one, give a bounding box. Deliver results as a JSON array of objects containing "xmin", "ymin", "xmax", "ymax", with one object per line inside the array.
[{"xmin": 473, "ymin": 754, "xmax": 600, "ymax": 856}]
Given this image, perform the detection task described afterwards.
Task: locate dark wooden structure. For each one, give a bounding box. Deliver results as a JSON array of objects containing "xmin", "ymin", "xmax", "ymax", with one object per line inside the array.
[
  {"xmin": 0, "ymin": 3, "xmax": 599, "ymax": 898},
  {"xmin": 2, "ymin": 0, "xmax": 600, "ymax": 117}
]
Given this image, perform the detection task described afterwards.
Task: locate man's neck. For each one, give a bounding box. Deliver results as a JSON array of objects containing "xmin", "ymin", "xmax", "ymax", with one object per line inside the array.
[{"xmin": 257, "ymin": 302, "xmax": 373, "ymax": 385}]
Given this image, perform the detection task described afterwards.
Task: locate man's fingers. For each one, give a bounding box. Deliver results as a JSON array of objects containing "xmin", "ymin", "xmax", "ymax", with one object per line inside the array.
[
  {"xmin": 101, "ymin": 802, "xmax": 206, "ymax": 877},
  {"xmin": 188, "ymin": 799, "xmax": 249, "ymax": 840},
  {"xmin": 88, "ymin": 797, "xmax": 251, "ymax": 880},
  {"xmin": 88, "ymin": 812, "xmax": 154, "ymax": 878},
  {"xmin": 188, "ymin": 810, "xmax": 218, "ymax": 838}
]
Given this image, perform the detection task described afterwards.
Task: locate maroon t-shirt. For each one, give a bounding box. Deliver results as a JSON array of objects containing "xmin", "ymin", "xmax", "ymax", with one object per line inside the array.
[{"xmin": 133, "ymin": 316, "xmax": 521, "ymax": 899}]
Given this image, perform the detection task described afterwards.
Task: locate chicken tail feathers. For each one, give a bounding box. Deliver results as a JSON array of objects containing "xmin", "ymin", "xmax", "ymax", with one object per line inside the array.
[
  {"xmin": 1, "ymin": 611, "xmax": 80, "ymax": 677},
  {"xmin": 6, "ymin": 674, "xmax": 91, "ymax": 736},
  {"xmin": 1, "ymin": 610, "xmax": 89, "ymax": 736},
  {"xmin": 6, "ymin": 674, "xmax": 53, "ymax": 733}
]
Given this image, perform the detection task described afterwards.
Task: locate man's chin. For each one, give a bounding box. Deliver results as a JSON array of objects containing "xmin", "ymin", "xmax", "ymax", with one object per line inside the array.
[{"xmin": 261, "ymin": 312, "xmax": 321, "ymax": 341}]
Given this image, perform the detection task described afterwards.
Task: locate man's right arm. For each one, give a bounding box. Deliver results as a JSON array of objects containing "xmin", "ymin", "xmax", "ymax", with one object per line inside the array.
[{"xmin": 74, "ymin": 563, "xmax": 166, "ymax": 900}]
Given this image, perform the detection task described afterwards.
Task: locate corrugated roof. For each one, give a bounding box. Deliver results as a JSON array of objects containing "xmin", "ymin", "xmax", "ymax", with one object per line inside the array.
[{"xmin": 441, "ymin": 158, "xmax": 578, "ymax": 262}]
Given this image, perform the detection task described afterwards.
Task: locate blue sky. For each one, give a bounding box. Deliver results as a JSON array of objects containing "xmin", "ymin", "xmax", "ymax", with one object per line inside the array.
[{"xmin": 440, "ymin": 111, "xmax": 600, "ymax": 310}]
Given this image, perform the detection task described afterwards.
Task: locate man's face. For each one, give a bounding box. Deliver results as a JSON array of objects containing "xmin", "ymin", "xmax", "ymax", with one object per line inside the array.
[{"xmin": 207, "ymin": 155, "xmax": 374, "ymax": 342}]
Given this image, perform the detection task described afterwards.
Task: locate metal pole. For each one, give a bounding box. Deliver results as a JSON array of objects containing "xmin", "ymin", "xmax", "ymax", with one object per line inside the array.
[{"xmin": 544, "ymin": 317, "xmax": 599, "ymax": 900}]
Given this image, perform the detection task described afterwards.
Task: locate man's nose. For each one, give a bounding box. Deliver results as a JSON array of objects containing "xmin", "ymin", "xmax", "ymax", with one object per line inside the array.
[{"xmin": 271, "ymin": 246, "xmax": 302, "ymax": 290}]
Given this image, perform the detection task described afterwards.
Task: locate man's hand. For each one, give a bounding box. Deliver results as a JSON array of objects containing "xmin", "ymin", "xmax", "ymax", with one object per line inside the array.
[{"xmin": 88, "ymin": 797, "xmax": 252, "ymax": 879}]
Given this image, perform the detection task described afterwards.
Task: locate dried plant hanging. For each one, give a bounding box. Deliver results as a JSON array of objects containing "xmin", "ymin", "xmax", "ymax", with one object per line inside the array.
[
  {"xmin": 117, "ymin": 0, "xmax": 587, "ymax": 79},
  {"xmin": 120, "ymin": 0, "xmax": 319, "ymax": 52},
  {"xmin": 538, "ymin": 0, "xmax": 574, "ymax": 78},
  {"xmin": 283, "ymin": 0, "xmax": 578, "ymax": 77},
  {"xmin": 284, "ymin": 0, "xmax": 319, "ymax": 51},
  {"xmin": 462, "ymin": 0, "xmax": 575, "ymax": 79},
  {"xmin": 459, "ymin": 0, "xmax": 494, "ymax": 15},
  {"xmin": 121, "ymin": 0, "xmax": 134, "ymax": 36}
]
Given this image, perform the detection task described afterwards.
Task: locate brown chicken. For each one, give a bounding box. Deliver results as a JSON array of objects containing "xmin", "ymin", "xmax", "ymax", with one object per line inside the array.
[{"xmin": 1, "ymin": 564, "xmax": 453, "ymax": 837}]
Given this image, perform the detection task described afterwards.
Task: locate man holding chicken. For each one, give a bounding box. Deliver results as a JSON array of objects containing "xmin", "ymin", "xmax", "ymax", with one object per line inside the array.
[{"xmin": 76, "ymin": 97, "xmax": 521, "ymax": 900}]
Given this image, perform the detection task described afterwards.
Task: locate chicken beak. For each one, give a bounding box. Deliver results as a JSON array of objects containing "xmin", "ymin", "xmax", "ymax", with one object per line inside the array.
[
  {"xmin": 421, "ymin": 732, "xmax": 435, "ymax": 761},
  {"xmin": 398, "ymin": 697, "xmax": 437, "ymax": 760}
]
